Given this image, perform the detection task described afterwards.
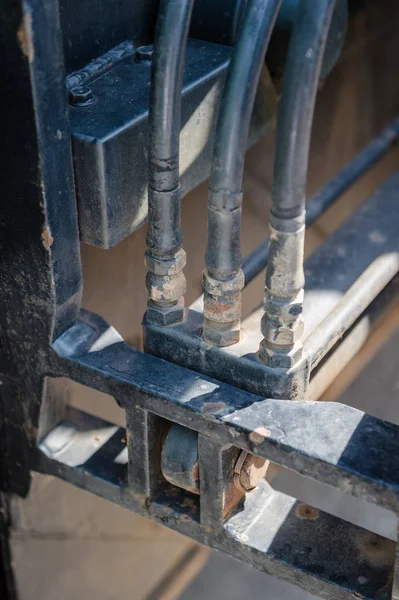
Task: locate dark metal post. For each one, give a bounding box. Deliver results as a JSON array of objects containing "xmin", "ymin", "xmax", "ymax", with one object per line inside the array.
[
  {"xmin": 203, "ymin": 0, "xmax": 281, "ymax": 347},
  {"xmin": 145, "ymin": 0, "xmax": 195, "ymax": 326},
  {"xmin": 259, "ymin": 0, "xmax": 336, "ymax": 368}
]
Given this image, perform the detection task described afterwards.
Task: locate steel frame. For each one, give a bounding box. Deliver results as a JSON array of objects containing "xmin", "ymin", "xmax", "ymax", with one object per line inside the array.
[{"xmin": 0, "ymin": 0, "xmax": 399, "ymax": 599}]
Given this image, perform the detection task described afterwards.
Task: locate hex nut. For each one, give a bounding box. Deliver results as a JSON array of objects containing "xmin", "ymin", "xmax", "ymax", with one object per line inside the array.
[
  {"xmin": 202, "ymin": 269, "xmax": 244, "ymax": 297},
  {"xmin": 202, "ymin": 319, "xmax": 241, "ymax": 347},
  {"xmin": 146, "ymin": 271, "xmax": 186, "ymax": 303},
  {"xmin": 234, "ymin": 451, "xmax": 270, "ymax": 493},
  {"xmin": 264, "ymin": 290, "xmax": 304, "ymax": 322},
  {"xmin": 146, "ymin": 298, "xmax": 185, "ymax": 326},
  {"xmin": 261, "ymin": 314, "xmax": 304, "ymax": 345},
  {"xmin": 145, "ymin": 249, "xmax": 186, "ymax": 276},
  {"xmin": 259, "ymin": 339, "xmax": 303, "ymax": 369},
  {"xmin": 203, "ymin": 291, "xmax": 242, "ymax": 325},
  {"xmin": 68, "ymin": 86, "xmax": 95, "ymax": 107}
]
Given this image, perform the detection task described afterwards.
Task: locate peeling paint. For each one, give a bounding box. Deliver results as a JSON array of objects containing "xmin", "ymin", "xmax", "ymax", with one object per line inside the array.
[
  {"xmin": 249, "ymin": 427, "xmax": 271, "ymax": 444},
  {"xmin": 42, "ymin": 226, "xmax": 54, "ymax": 250},
  {"xmin": 17, "ymin": 13, "xmax": 34, "ymax": 63}
]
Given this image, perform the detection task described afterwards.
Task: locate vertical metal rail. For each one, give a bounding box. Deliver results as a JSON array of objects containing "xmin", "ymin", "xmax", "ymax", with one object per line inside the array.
[
  {"xmin": 202, "ymin": 0, "xmax": 282, "ymax": 347},
  {"xmin": 259, "ymin": 0, "xmax": 336, "ymax": 369},
  {"xmin": 145, "ymin": 0, "xmax": 195, "ymax": 326}
]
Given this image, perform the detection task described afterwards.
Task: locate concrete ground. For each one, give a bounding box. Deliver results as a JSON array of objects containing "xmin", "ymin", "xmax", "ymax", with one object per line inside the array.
[{"xmin": 180, "ymin": 330, "xmax": 399, "ymax": 600}]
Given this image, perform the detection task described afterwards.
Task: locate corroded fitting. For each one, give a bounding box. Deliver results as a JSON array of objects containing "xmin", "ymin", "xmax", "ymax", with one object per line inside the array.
[
  {"xmin": 233, "ymin": 451, "xmax": 270, "ymax": 494},
  {"xmin": 259, "ymin": 339, "xmax": 303, "ymax": 369},
  {"xmin": 145, "ymin": 249, "xmax": 187, "ymax": 326},
  {"xmin": 259, "ymin": 214, "xmax": 305, "ymax": 368},
  {"xmin": 202, "ymin": 268, "xmax": 244, "ymax": 346},
  {"xmin": 262, "ymin": 290, "xmax": 305, "ymax": 346}
]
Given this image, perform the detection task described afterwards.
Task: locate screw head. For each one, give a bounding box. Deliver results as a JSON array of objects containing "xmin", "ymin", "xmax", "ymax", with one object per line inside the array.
[
  {"xmin": 69, "ymin": 86, "xmax": 94, "ymax": 107},
  {"xmin": 136, "ymin": 45, "xmax": 153, "ymax": 62}
]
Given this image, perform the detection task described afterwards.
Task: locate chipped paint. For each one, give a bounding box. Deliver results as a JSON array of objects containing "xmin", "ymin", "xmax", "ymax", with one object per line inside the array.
[
  {"xmin": 249, "ymin": 426, "xmax": 271, "ymax": 444},
  {"xmin": 17, "ymin": 13, "xmax": 34, "ymax": 63},
  {"xmin": 42, "ymin": 226, "xmax": 54, "ymax": 250}
]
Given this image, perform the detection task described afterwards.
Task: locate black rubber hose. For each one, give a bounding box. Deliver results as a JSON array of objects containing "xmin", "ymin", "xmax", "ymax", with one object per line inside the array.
[
  {"xmin": 147, "ymin": 0, "xmax": 195, "ymax": 259},
  {"xmin": 272, "ymin": 0, "xmax": 336, "ymax": 223},
  {"xmin": 205, "ymin": 0, "xmax": 282, "ymax": 281}
]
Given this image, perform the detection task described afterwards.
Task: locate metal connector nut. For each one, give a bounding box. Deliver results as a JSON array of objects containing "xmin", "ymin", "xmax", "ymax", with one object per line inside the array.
[
  {"xmin": 202, "ymin": 319, "xmax": 241, "ymax": 347},
  {"xmin": 233, "ymin": 451, "xmax": 270, "ymax": 493},
  {"xmin": 261, "ymin": 314, "xmax": 304, "ymax": 346},
  {"xmin": 144, "ymin": 249, "xmax": 186, "ymax": 276},
  {"xmin": 264, "ymin": 290, "xmax": 304, "ymax": 322},
  {"xmin": 146, "ymin": 271, "xmax": 186, "ymax": 304},
  {"xmin": 202, "ymin": 269, "xmax": 244, "ymax": 297},
  {"xmin": 259, "ymin": 339, "xmax": 303, "ymax": 369},
  {"xmin": 146, "ymin": 298, "xmax": 185, "ymax": 326}
]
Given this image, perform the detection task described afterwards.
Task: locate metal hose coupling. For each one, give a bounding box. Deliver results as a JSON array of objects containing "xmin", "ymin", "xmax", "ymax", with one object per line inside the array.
[
  {"xmin": 259, "ymin": 213, "xmax": 305, "ymax": 368},
  {"xmin": 145, "ymin": 185, "xmax": 187, "ymax": 326},
  {"xmin": 202, "ymin": 267, "xmax": 245, "ymax": 346}
]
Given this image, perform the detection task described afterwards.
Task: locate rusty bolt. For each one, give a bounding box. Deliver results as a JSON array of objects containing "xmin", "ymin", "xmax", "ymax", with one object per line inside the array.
[
  {"xmin": 136, "ymin": 44, "xmax": 153, "ymax": 62},
  {"xmin": 258, "ymin": 339, "xmax": 303, "ymax": 369},
  {"xmin": 69, "ymin": 86, "xmax": 94, "ymax": 107},
  {"xmin": 146, "ymin": 297, "xmax": 185, "ymax": 326},
  {"xmin": 233, "ymin": 451, "xmax": 270, "ymax": 493}
]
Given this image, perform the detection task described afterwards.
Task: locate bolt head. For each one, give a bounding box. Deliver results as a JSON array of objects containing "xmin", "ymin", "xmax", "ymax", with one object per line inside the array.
[
  {"xmin": 146, "ymin": 298, "xmax": 185, "ymax": 326},
  {"xmin": 69, "ymin": 86, "xmax": 94, "ymax": 107},
  {"xmin": 202, "ymin": 319, "xmax": 241, "ymax": 347},
  {"xmin": 234, "ymin": 452, "xmax": 270, "ymax": 493}
]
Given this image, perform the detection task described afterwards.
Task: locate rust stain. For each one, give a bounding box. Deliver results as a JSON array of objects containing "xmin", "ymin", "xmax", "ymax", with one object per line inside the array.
[
  {"xmin": 204, "ymin": 300, "xmax": 233, "ymax": 319},
  {"xmin": 17, "ymin": 13, "xmax": 34, "ymax": 63},
  {"xmin": 42, "ymin": 226, "xmax": 53, "ymax": 250},
  {"xmin": 296, "ymin": 503, "xmax": 320, "ymax": 520},
  {"xmin": 356, "ymin": 533, "xmax": 393, "ymax": 567},
  {"xmin": 249, "ymin": 426, "xmax": 271, "ymax": 444}
]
